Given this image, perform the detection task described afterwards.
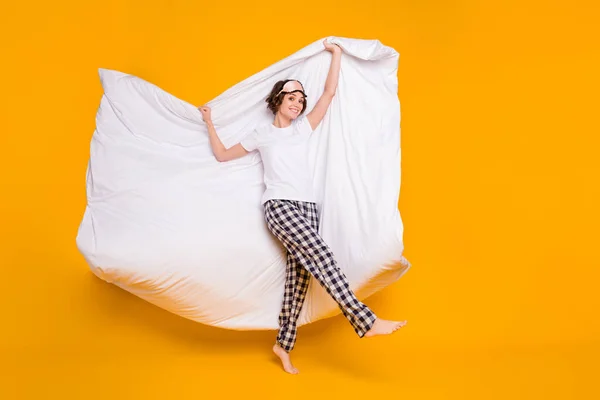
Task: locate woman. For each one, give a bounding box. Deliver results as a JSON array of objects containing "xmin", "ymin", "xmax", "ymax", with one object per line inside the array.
[{"xmin": 198, "ymin": 40, "xmax": 406, "ymax": 374}]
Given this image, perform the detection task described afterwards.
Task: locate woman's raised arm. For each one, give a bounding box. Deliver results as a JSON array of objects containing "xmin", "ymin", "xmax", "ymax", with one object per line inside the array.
[{"xmin": 306, "ymin": 40, "xmax": 343, "ymax": 131}]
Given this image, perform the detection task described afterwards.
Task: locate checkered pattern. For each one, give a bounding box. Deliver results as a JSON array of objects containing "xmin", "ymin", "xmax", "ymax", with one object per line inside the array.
[{"xmin": 264, "ymin": 199, "xmax": 377, "ymax": 352}]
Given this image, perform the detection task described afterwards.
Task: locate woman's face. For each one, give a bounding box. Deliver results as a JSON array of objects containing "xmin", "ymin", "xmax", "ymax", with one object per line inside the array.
[{"xmin": 278, "ymin": 92, "xmax": 305, "ymax": 120}]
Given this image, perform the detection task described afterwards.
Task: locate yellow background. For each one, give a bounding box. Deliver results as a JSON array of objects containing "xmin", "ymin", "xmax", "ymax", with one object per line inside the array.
[{"xmin": 1, "ymin": 0, "xmax": 599, "ymax": 398}]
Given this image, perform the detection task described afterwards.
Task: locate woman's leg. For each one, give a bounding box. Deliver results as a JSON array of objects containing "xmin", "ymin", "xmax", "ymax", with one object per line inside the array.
[
  {"xmin": 276, "ymin": 251, "xmax": 296, "ymax": 347},
  {"xmin": 264, "ymin": 199, "xmax": 377, "ymax": 338},
  {"xmin": 276, "ymin": 251, "xmax": 311, "ymax": 352}
]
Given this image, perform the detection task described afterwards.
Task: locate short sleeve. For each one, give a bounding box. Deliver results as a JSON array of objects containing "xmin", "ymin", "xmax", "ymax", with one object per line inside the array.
[
  {"xmin": 295, "ymin": 115, "xmax": 314, "ymax": 136},
  {"xmin": 240, "ymin": 129, "xmax": 259, "ymax": 152}
]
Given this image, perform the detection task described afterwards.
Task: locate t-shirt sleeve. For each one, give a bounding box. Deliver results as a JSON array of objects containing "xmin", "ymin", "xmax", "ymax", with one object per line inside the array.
[
  {"xmin": 295, "ymin": 115, "xmax": 314, "ymax": 136},
  {"xmin": 240, "ymin": 129, "xmax": 259, "ymax": 152}
]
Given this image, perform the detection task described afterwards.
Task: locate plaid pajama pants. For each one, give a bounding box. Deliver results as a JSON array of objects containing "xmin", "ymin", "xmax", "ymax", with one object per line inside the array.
[{"xmin": 264, "ymin": 199, "xmax": 377, "ymax": 352}]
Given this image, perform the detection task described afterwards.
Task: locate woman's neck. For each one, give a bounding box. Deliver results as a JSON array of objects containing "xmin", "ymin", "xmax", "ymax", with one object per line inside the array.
[{"xmin": 272, "ymin": 114, "xmax": 293, "ymax": 128}]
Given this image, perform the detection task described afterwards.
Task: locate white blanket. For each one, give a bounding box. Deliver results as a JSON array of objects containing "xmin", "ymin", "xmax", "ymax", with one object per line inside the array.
[{"xmin": 76, "ymin": 36, "xmax": 411, "ymax": 330}]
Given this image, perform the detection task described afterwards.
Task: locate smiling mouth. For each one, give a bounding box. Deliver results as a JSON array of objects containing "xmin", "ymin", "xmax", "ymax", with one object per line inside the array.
[{"xmin": 290, "ymin": 108, "xmax": 299, "ymax": 114}]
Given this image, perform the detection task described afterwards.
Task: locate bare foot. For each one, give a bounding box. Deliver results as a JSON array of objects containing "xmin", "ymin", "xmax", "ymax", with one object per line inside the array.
[
  {"xmin": 272, "ymin": 343, "xmax": 299, "ymax": 374},
  {"xmin": 364, "ymin": 318, "xmax": 407, "ymax": 338}
]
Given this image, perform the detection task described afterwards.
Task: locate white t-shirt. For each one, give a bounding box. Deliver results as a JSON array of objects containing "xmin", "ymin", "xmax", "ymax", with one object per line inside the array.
[{"xmin": 240, "ymin": 115, "xmax": 316, "ymax": 205}]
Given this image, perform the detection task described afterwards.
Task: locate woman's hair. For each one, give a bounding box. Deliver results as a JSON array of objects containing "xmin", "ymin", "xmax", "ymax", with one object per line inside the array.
[{"xmin": 265, "ymin": 79, "xmax": 307, "ymax": 115}]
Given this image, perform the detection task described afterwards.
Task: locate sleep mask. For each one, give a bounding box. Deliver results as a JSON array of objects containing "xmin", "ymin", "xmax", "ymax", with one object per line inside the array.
[{"xmin": 276, "ymin": 80, "xmax": 306, "ymax": 98}]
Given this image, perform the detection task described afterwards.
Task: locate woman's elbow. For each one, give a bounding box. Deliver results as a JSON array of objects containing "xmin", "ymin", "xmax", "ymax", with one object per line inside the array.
[
  {"xmin": 323, "ymin": 87, "xmax": 337, "ymax": 98},
  {"xmin": 214, "ymin": 152, "xmax": 228, "ymax": 162}
]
